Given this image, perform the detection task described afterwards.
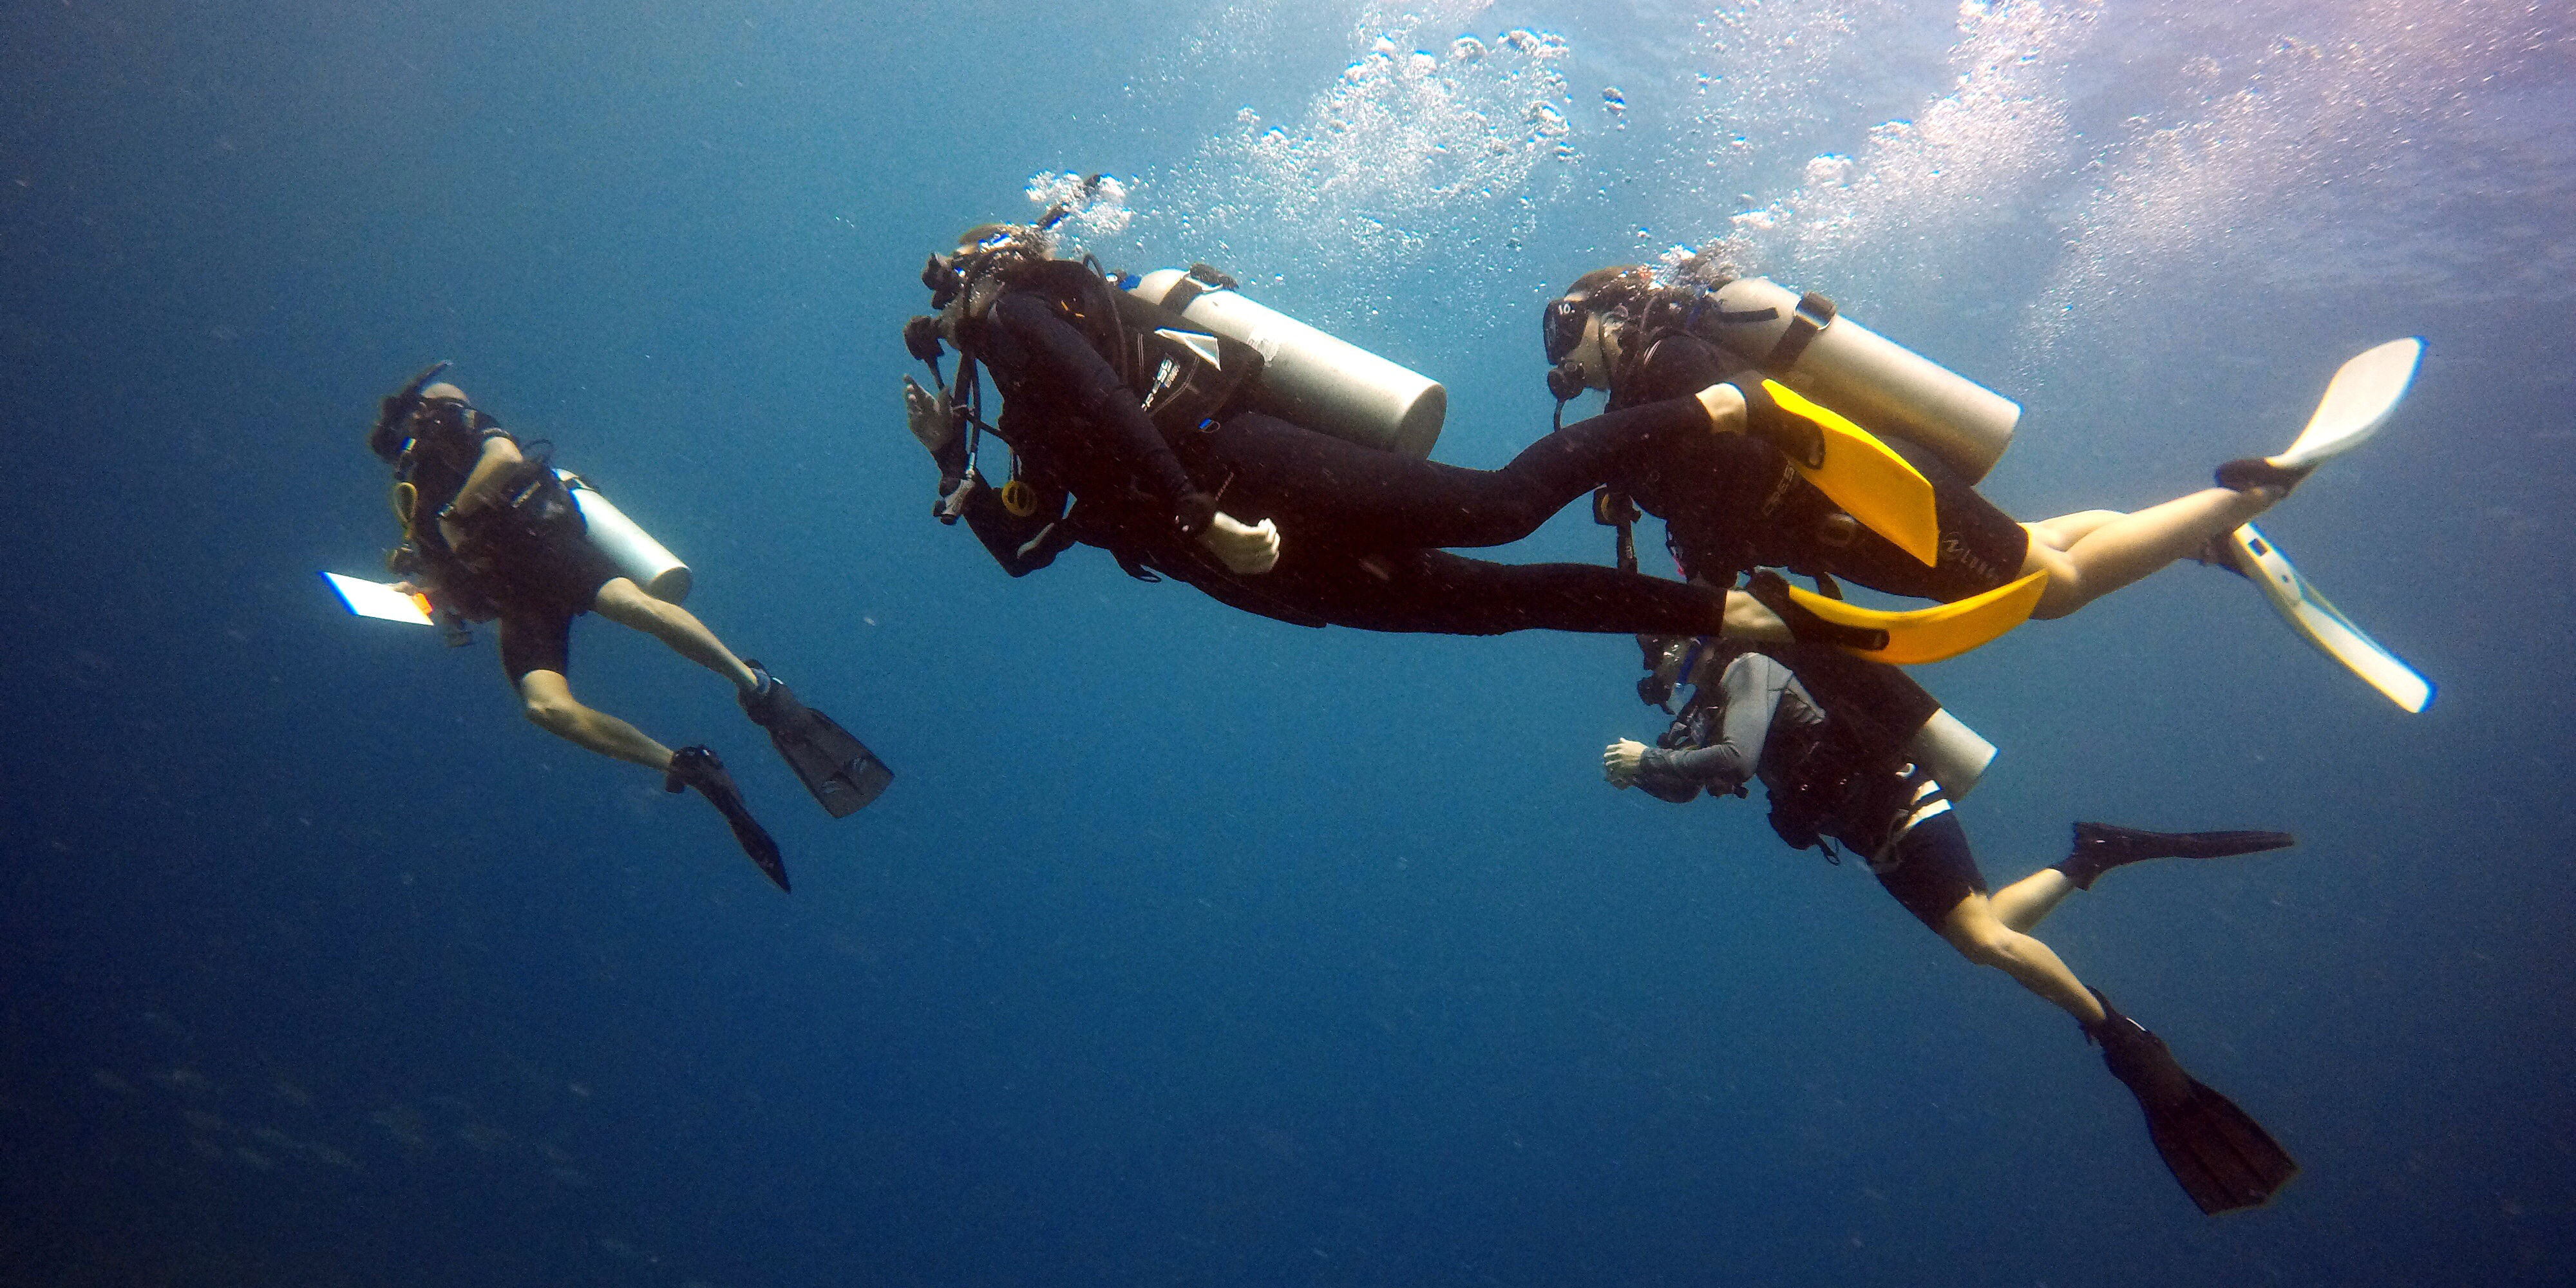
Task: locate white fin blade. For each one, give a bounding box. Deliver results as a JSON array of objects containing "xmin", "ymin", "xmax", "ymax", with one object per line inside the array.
[
  {"xmin": 2271, "ymin": 337, "xmax": 2421, "ymax": 469},
  {"xmin": 2224, "ymin": 526, "xmax": 2433, "ymax": 712},
  {"xmin": 323, "ymin": 571, "xmax": 435, "ymax": 625}
]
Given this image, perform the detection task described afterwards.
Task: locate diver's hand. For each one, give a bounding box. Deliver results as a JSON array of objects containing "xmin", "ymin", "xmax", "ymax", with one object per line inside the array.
[
  {"xmin": 1702, "ymin": 378, "xmax": 1823, "ymax": 467},
  {"xmin": 1693, "ymin": 381, "xmax": 1747, "ymax": 434},
  {"xmin": 902, "ymin": 375, "xmax": 959, "ymax": 453},
  {"xmin": 1604, "ymin": 739, "xmax": 1647, "ymax": 789},
  {"xmin": 1200, "ymin": 513, "xmax": 1281, "ymax": 575}
]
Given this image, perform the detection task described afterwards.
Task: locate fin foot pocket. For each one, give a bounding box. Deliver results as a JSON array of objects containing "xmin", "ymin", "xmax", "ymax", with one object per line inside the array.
[{"xmin": 667, "ymin": 746, "xmax": 789, "ymax": 891}]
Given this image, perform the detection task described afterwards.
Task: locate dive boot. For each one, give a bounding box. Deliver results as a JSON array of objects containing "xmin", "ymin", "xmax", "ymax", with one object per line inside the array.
[
  {"xmin": 2085, "ymin": 990, "xmax": 2297, "ymax": 1215},
  {"xmin": 665, "ymin": 745, "xmax": 788, "ymax": 891},
  {"xmin": 2054, "ymin": 822, "xmax": 2296, "ymax": 891},
  {"xmin": 739, "ymin": 660, "xmax": 894, "ymax": 819}
]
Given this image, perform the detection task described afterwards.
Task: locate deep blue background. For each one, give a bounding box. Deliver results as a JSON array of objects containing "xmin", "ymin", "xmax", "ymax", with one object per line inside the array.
[{"xmin": 5, "ymin": 2, "xmax": 2573, "ymax": 1284}]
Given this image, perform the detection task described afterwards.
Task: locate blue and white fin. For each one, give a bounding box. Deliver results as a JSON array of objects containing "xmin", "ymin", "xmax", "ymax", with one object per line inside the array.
[
  {"xmin": 2222, "ymin": 526, "xmax": 2433, "ymax": 713},
  {"xmin": 2269, "ymin": 338, "xmax": 2421, "ymax": 471}
]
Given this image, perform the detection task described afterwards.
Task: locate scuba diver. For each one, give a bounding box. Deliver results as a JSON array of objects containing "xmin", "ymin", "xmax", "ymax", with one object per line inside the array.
[
  {"xmin": 1540, "ymin": 263, "xmax": 2359, "ymax": 620},
  {"xmin": 1602, "ymin": 635, "xmax": 2301, "ymax": 1214},
  {"xmin": 896, "ymin": 220, "xmax": 2034, "ymax": 658},
  {"xmin": 365, "ymin": 363, "xmax": 889, "ymax": 890}
]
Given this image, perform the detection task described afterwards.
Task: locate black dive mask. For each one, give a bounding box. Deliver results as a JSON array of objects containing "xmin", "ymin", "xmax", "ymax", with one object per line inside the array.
[
  {"xmin": 922, "ymin": 254, "xmax": 964, "ymax": 309},
  {"xmin": 1540, "ymin": 296, "xmax": 1588, "ymax": 365}
]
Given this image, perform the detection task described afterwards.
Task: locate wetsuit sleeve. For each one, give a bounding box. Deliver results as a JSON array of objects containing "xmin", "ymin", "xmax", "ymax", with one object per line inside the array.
[
  {"xmin": 1634, "ymin": 652, "xmax": 1792, "ymax": 797},
  {"xmin": 986, "ymin": 291, "xmax": 1200, "ymax": 519}
]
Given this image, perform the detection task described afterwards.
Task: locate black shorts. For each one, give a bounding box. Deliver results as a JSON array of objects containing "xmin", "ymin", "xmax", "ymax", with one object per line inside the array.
[
  {"xmin": 487, "ymin": 534, "xmax": 624, "ymax": 683},
  {"xmin": 1870, "ymin": 810, "xmax": 1989, "ymax": 929},
  {"xmin": 1814, "ymin": 437, "xmax": 2029, "ymax": 602}
]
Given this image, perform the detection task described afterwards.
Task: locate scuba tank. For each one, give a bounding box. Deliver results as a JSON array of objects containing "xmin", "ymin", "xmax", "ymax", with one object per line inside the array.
[
  {"xmin": 1125, "ymin": 267, "xmax": 1446, "ymax": 459},
  {"xmin": 1904, "ymin": 708, "xmax": 1996, "ymax": 800},
  {"xmin": 556, "ymin": 471, "xmax": 691, "ymax": 603},
  {"xmin": 1704, "ymin": 277, "xmax": 2018, "ymax": 484}
]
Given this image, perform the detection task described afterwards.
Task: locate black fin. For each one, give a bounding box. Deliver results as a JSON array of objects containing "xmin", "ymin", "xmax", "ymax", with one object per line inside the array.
[
  {"xmin": 2056, "ymin": 822, "xmax": 2296, "ymax": 891},
  {"xmin": 666, "ymin": 746, "xmax": 788, "ymax": 891},
  {"xmin": 740, "ymin": 662, "xmax": 894, "ymax": 819},
  {"xmin": 2087, "ymin": 991, "xmax": 2298, "ymax": 1215}
]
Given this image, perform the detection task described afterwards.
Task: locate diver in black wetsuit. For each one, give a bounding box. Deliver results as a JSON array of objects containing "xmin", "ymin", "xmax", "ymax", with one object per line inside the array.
[
  {"xmin": 1602, "ymin": 637, "xmax": 2302, "ymax": 1213},
  {"xmin": 897, "ymin": 223, "xmax": 1870, "ymax": 645},
  {"xmin": 1542, "ymin": 264, "xmax": 2301, "ymax": 618}
]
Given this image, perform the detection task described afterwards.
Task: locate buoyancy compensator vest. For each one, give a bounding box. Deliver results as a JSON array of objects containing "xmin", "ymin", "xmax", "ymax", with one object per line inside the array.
[
  {"xmin": 975, "ymin": 258, "xmax": 1268, "ymax": 441},
  {"xmin": 1662, "ymin": 638, "xmax": 1942, "ymax": 855}
]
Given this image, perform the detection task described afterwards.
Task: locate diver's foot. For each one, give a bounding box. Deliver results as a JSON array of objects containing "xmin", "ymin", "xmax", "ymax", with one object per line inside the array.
[
  {"xmin": 1741, "ymin": 570, "xmax": 1886, "ymax": 652},
  {"xmin": 2054, "ymin": 822, "xmax": 2297, "ymax": 891},
  {"xmin": 2188, "ymin": 531, "xmax": 2251, "ymax": 580},
  {"xmin": 665, "ymin": 745, "xmax": 789, "ymax": 891},
  {"xmin": 2215, "ymin": 457, "xmax": 2313, "ymax": 495},
  {"xmin": 737, "ymin": 659, "xmax": 793, "ymax": 728}
]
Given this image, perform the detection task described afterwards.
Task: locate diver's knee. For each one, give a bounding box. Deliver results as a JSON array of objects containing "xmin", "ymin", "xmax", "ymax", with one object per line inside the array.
[
  {"xmin": 1947, "ymin": 931, "xmax": 2009, "ymax": 969},
  {"xmin": 1940, "ymin": 909, "xmax": 2019, "ymax": 969},
  {"xmin": 520, "ymin": 688, "xmax": 582, "ymax": 735}
]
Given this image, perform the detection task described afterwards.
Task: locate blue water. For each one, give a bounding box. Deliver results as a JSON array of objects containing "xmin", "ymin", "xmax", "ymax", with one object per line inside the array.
[{"xmin": 5, "ymin": 1, "xmax": 2573, "ymax": 1283}]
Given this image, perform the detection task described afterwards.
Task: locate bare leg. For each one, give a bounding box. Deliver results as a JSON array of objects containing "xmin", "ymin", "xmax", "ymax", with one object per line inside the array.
[
  {"xmin": 2023, "ymin": 486, "xmax": 2281, "ymax": 619},
  {"xmin": 591, "ymin": 578, "xmax": 759, "ymax": 691},
  {"xmin": 1988, "ymin": 867, "xmax": 2076, "ymax": 933},
  {"xmin": 516, "ymin": 668, "xmax": 674, "ymax": 771},
  {"xmin": 1936, "ymin": 893, "xmax": 2107, "ymax": 1027},
  {"xmin": 2023, "ymin": 509, "xmax": 2124, "ymax": 549}
]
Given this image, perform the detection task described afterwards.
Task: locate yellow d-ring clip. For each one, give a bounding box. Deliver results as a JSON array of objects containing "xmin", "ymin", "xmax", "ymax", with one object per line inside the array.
[
  {"xmin": 390, "ymin": 481, "xmax": 420, "ymax": 533},
  {"xmin": 999, "ymin": 478, "xmax": 1039, "ymax": 518}
]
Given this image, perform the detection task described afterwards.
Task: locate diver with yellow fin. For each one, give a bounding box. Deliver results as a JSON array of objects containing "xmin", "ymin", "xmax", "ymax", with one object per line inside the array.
[
  {"xmin": 895, "ymin": 211, "xmax": 2019, "ymax": 660},
  {"xmin": 355, "ymin": 363, "xmax": 890, "ymax": 889},
  {"xmin": 1540, "ymin": 263, "xmax": 2392, "ymax": 636},
  {"xmin": 1603, "ymin": 636, "xmax": 2301, "ymax": 1214}
]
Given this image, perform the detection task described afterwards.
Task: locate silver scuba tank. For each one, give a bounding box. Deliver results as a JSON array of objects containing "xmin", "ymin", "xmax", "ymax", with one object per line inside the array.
[
  {"xmin": 1127, "ymin": 268, "xmax": 1446, "ymax": 459},
  {"xmin": 1705, "ymin": 277, "xmax": 2018, "ymax": 483},
  {"xmin": 556, "ymin": 471, "xmax": 692, "ymax": 603},
  {"xmin": 1905, "ymin": 707, "xmax": 1996, "ymax": 800}
]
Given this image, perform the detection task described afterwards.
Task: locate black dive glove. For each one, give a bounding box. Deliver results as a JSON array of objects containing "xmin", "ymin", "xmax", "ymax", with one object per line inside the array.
[
  {"xmin": 1725, "ymin": 377, "xmax": 1824, "ymax": 468},
  {"xmin": 1173, "ymin": 490, "xmax": 1218, "ymax": 538},
  {"xmin": 1744, "ymin": 569, "xmax": 1888, "ymax": 653}
]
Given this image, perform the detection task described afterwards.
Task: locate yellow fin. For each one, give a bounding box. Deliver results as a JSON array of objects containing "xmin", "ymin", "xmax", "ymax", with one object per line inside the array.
[
  {"xmin": 1785, "ymin": 569, "xmax": 2048, "ymax": 665},
  {"xmin": 1762, "ymin": 380, "xmax": 1939, "ymax": 567}
]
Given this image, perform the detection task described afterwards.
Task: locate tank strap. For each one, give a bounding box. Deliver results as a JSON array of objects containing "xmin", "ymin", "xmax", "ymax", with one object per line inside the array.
[
  {"xmin": 1157, "ymin": 263, "xmax": 1238, "ymax": 316},
  {"xmin": 1765, "ymin": 291, "xmax": 1838, "ymax": 370}
]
